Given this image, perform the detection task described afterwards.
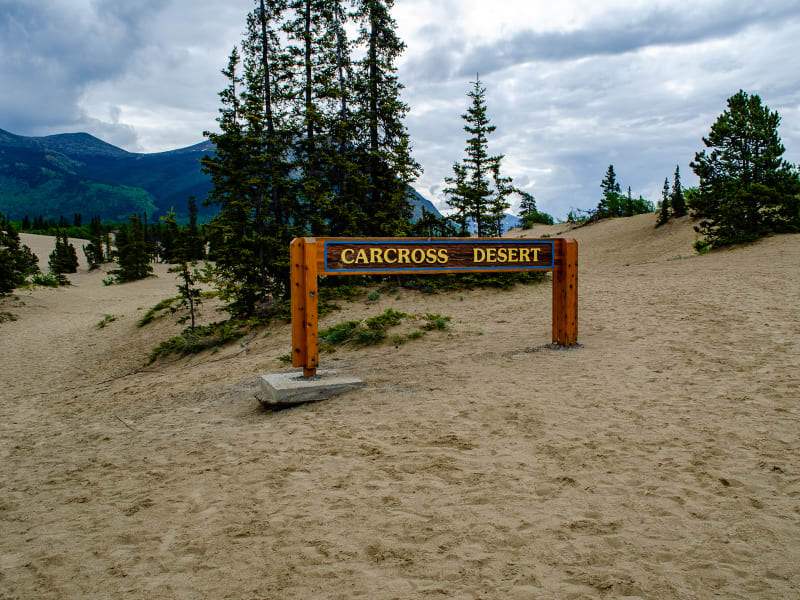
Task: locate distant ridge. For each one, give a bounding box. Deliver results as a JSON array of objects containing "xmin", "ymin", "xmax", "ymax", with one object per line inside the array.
[{"xmin": 0, "ymin": 129, "xmax": 439, "ymax": 223}]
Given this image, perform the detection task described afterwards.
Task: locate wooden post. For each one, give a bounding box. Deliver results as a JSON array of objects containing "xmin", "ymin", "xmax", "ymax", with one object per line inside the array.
[
  {"xmin": 552, "ymin": 238, "xmax": 578, "ymax": 346},
  {"xmin": 303, "ymin": 239, "xmax": 319, "ymax": 376},
  {"xmin": 290, "ymin": 237, "xmax": 319, "ymax": 377},
  {"xmin": 290, "ymin": 238, "xmax": 307, "ymax": 369}
]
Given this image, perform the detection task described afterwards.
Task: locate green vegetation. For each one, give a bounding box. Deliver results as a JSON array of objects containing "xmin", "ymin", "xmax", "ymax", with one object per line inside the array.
[
  {"xmin": 29, "ymin": 272, "xmax": 62, "ymax": 287},
  {"xmin": 392, "ymin": 270, "xmax": 547, "ymax": 294},
  {"xmin": 111, "ymin": 215, "xmax": 153, "ymax": 283},
  {"xmin": 96, "ymin": 314, "xmax": 117, "ymax": 329},
  {"xmin": 319, "ymin": 308, "xmax": 410, "ymax": 349},
  {"xmin": 519, "ymin": 190, "xmax": 554, "ymax": 228},
  {"xmin": 0, "ymin": 311, "xmax": 17, "ymax": 323},
  {"xmin": 148, "ymin": 320, "xmax": 250, "ymax": 363},
  {"xmin": 48, "ymin": 231, "xmax": 79, "ymax": 283},
  {"xmin": 0, "ymin": 212, "xmax": 39, "ymax": 294},
  {"xmin": 421, "ymin": 313, "xmax": 451, "ymax": 331},
  {"xmin": 319, "ymin": 308, "xmax": 454, "ymax": 351},
  {"xmin": 690, "ymin": 90, "xmax": 800, "ymax": 249},
  {"xmin": 137, "ymin": 297, "xmax": 179, "ymax": 327}
]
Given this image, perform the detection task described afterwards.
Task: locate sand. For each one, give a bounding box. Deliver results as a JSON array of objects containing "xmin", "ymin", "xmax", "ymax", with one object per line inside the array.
[{"xmin": 1, "ymin": 215, "xmax": 798, "ymax": 599}]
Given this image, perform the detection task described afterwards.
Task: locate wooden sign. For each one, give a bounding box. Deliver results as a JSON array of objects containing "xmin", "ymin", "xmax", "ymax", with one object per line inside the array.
[
  {"xmin": 291, "ymin": 237, "xmax": 578, "ymax": 377},
  {"xmin": 323, "ymin": 239, "xmax": 554, "ymax": 273}
]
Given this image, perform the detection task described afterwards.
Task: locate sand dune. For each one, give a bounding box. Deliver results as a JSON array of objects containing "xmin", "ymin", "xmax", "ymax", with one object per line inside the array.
[{"xmin": 1, "ymin": 215, "xmax": 798, "ymax": 599}]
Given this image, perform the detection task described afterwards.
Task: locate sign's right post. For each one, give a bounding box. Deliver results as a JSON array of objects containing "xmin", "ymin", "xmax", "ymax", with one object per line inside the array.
[{"xmin": 552, "ymin": 238, "xmax": 578, "ymax": 346}]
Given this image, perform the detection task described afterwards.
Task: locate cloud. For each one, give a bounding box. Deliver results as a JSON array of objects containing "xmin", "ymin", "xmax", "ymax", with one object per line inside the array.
[
  {"xmin": 402, "ymin": 2, "xmax": 800, "ymax": 83},
  {"xmin": 0, "ymin": 0, "xmax": 251, "ymax": 150}
]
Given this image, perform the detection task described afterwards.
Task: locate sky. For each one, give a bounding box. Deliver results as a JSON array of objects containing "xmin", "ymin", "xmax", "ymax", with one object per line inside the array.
[{"xmin": 2, "ymin": 0, "xmax": 800, "ymax": 220}]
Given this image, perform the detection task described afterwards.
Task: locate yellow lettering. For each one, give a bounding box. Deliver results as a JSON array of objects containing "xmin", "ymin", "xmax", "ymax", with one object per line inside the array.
[
  {"xmin": 426, "ymin": 248, "xmax": 438, "ymax": 263},
  {"xmin": 342, "ymin": 248, "xmax": 355, "ymax": 264},
  {"xmin": 532, "ymin": 248, "xmax": 540, "ymax": 262},
  {"xmin": 486, "ymin": 248, "xmax": 497, "ymax": 262},
  {"xmin": 369, "ymin": 247, "xmax": 383, "ymax": 263},
  {"xmin": 474, "ymin": 248, "xmax": 485, "ymax": 262},
  {"xmin": 508, "ymin": 248, "xmax": 518, "ymax": 262},
  {"xmin": 411, "ymin": 248, "xmax": 425, "ymax": 263},
  {"xmin": 398, "ymin": 248, "xmax": 410, "ymax": 263},
  {"xmin": 520, "ymin": 248, "xmax": 531, "ymax": 262},
  {"xmin": 384, "ymin": 248, "xmax": 397, "ymax": 263},
  {"xmin": 355, "ymin": 248, "xmax": 368, "ymax": 264},
  {"xmin": 437, "ymin": 248, "xmax": 448, "ymax": 263},
  {"xmin": 497, "ymin": 248, "xmax": 508, "ymax": 262}
]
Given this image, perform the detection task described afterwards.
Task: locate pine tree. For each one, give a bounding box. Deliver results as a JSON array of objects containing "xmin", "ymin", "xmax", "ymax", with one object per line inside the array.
[
  {"xmin": 670, "ymin": 165, "xmax": 687, "ymax": 217},
  {"xmin": 598, "ymin": 165, "xmax": 622, "ymax": 218},
  {"xmin": 0, "ymin": 214, "xmax": 38, "ymax": 294},
  {"xmin": 444, "ymin": 77, "xmax": 512, "ymax": 237},
  {"xmin": 112, "ymin": 215, "xmax": 153, "ymax": 283},
  {"xmin": 185, "ymin": 196, "xmax": 205, "ymax": 261},
  {"xmin": 202, "ymin": 2, "xmax": 302, "ymax": 316},
  {"xmin": 170, "ymin": 229, "xmax": 203, "ymax": 331},
  {"xmin": 625, "ymin": 186, "xmax": 633, "ymax": 217},
  {"xmin": 82, "ymin": 216, "xmax": 105, "ymax": 269},
  {"xmin": 352, "ymin": 0, "xmax": 420, "ymax": 236},
  {"xmin": 691, "ymin": 90, "xmax": 800, "ymax": 246},
  {"xmin": 656, "ymin": 178, "xmax": 670, "ymax": 227},
  {"xmin": 158, "ymin": 208, "xmax": 180, "ymax": 263},
  {"xmin": 48, "ymin": 230, "xmax": 79, "ymax": 280},
  {"xmin": 519, "ymin": 190, "xmax": 552, "ymax": 227}
]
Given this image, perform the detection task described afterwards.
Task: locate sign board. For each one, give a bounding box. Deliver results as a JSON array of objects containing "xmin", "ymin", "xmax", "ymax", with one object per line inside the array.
[{"xmin": 291, "ymin": 237, "xmax": 578, "ymax": 377}]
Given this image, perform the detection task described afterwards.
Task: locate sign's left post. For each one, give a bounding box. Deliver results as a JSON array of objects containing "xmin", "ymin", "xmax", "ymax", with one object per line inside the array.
[{"xmin": 290, "ymin": 238, "xmax": 319, "ymax": 377}]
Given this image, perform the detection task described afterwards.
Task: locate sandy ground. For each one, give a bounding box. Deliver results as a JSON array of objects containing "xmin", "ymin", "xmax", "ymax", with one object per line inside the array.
[{"xmin": 1, "ymin": 215, "xmax": 798, "ymax": 599}]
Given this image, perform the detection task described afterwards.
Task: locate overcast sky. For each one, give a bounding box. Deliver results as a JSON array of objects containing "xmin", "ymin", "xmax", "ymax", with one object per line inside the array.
[{"xmin": 2, "ymin": 0, "xmax": 799, "ymax": 219}]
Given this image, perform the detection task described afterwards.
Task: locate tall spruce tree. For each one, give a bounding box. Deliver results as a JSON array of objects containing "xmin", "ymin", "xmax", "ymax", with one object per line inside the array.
[
  {"xmin": 0, "ymin": 214, "xmax": 38, "ymax": 294},
  {"xmin": 656, "ymin": 177, "xmax": 670, "ymax": 227},
  {"xmin": 184, "ymin": 196, "xmax": 205, "ymax": 261},
  {"xmin": 112, "ymin": 215, "xmax": 153, "ymax": 282},
  {"xmin": 690, "ymin": 90, "xmax": 799, "ymax": 246},
  {"xmin": 48, "ymin": 231, "xmax": 79, "ymax": 279},
  {"xmin": 444, "ymin": 77, "xmax": 513, "ymax": 237},
  {"xmin": 598, "ymin": 165, "xmax": 622, "ymax": 218},
  {"xmin": 353, "ymin": 0, "xmax": 420, "ymax": 236},
  {"xmin": 203, "ymin": 1, "xmax": 302, "ymax": 315},
  {"xmin": 670, "ymin": 166, "xmax": 687, "ymax": 217},
  {"xmin": 82, "ymin": 216, "xmax": 106, "ymax": 269}
]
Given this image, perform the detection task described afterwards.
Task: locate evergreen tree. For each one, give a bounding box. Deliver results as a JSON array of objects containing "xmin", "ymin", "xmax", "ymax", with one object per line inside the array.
[
  {"xmin": 352, "ymin": 0, "xmax": 420, "ymax": 236},
  {"xmin": 82, "ymin": 216, "xmax": 105, "ymax": 269},
  {"xmin": 598, "ymin": 165, "xmax": 622, "ymax": 218},
  {"xmin": 670, "ymin": 165, "xmax": 687, "ymax": 217},
  {"xmin": 444, "ymin": 77, "xmax": 513, "ymax": 237},
  {"xmin": 0, "ymin": 214, "xmax": 38, "ymax": 294},
  {"xmin": 202, "ymin": 2, "xmax": 302, "ymax": 316},
  {"xmin": 518, "ymin": 190, "xmax": 553, "ymax": 227},
  {"xmin": 112, "ymin": 215, "xmax": 153, "ymax": 282},
  {"xmin": 625, "ymin": 186, "xmax": 633, "ymax": 217},
  {"xmin": 656, "ymin": 178, "xmax": 670, "ymax": 227},
  {"xmin": 690, "ymin": 90, "xmax": 800, "ymax": 247},
  {"xmin": 184, "ymin": 196, "xmax": 205, "ymax": 261},
  {"xmin": 158, "ymin": 208, "xmax": 180, "ymax": 263},
  {"xmin": 170, "ymin": 230, "xmax": 203, "ymax": 331},
  {"xmin": 48, "ymin": 230, "xmax": 79, "ymax": 279}
]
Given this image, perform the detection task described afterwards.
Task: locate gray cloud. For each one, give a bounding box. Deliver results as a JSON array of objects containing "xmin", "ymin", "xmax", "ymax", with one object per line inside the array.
[{"xmin": 403, "ymin": 2, "xmax": 800, "ymax": 83}]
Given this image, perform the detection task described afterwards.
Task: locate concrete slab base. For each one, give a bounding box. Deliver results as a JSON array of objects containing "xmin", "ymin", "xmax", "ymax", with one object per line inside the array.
[{"xmin": 258, "ymin": 370, "xmax": 364, "ymax": 407}]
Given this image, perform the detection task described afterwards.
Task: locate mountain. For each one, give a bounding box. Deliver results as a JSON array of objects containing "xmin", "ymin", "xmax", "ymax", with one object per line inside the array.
[{"xmin": 0, "ymin": 129, "xmax": 440, "ymax": 223}]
